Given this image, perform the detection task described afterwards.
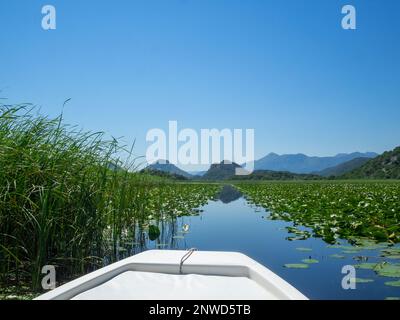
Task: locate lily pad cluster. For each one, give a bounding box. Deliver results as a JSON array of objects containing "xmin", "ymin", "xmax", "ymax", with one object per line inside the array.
[
  {"xmin": 237, "ymin": 181, "xmax": 400, "ymax": 244},
  {"xmin": 285, "ymin": 226, "xmax": 311, "ymax": 241},
  {"xmin": 353, "ymin": 261, "xmax": 400, "ymax": 287}
]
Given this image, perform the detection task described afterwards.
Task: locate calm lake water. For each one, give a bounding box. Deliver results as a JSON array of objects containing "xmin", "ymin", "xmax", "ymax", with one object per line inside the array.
[{"xmin": 114, "ymin": 187, "xmax": 400, "ymax": 300}]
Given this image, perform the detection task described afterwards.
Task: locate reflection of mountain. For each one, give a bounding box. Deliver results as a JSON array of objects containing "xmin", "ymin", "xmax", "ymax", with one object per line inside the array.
[{"xmin": 216, "ymin": 185, "xmax": 242, "ymax": 203}]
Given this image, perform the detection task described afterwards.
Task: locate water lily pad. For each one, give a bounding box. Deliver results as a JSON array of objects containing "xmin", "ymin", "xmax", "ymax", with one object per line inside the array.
[
  {"xmin": 353, "ymin": 256, "xmax": 369, "ymax": 262},
  {"xmin": 381, "ymin": 248, "xmax": 400, "ymax": 260},
  {"xmin": 385, "ymin": 297, "xmax": 400, "ymax": 300},
  {"xmin": 172, "ymin": 235, "xmax": 184, "ymax": 239},
  {"xmin": 384, "ymin": 280, "xmax": 400, "ymax": 287},
  {"xmin": 354, "ymin": 263, "xmax": 378, "ymax": 270},
  {"xmin": 302, "ymin": 259, "xmax": 319, "ymax": 264},
  {"xmin": 296, "ymin": 247, "xmax": 312, "ymax": 252},
  {"xmin": 374, "ymin": 263, "xmax": 400, "ymax": 278},
  {"xmin": 328, "ymin": 245, "xmax": 362, "ymax": 252},
  {"xmin": 350, "ymin": 278, "xmax": 374, "ymax": 284},
  {"xmin": 329, "ymin": 254, "xmax": 345, "ymax": 259},
  {"xmin": 342, "ymin": 250, "xmax": 360, "ymax": 254},
  {"xmin": 284, "ymin": 263, "xmax": 309, "ymax": 269},
  {"xmin": 382, "ymin": 248, "xmax": 400, "ymax": 255},
  {"xmin": 383, "ymin": 255, "xmax": 400, "ymax": 260},
  {"xmin": 286, "ymin": 236, "xmax": 309, "ymax": 241},
  {"xmin": 327, "ymin": 245, "xmax": 342, "ymax": 249},
  {"xmin": 348, "ymin": 237, "xmax": 385, "ymax": 250},
  {"xmin": 285, "ymin": 227, "xmax": 311, "ymax": 240},
  {"xmin": 362, "ymin": 245, "xmax": 386, "ymax": 250}
]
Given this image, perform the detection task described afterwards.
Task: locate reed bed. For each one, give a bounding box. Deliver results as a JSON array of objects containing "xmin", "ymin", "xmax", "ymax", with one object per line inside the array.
[{"xmin": 0, "ymin": 104, "xmax": 218, "ymax": 294}]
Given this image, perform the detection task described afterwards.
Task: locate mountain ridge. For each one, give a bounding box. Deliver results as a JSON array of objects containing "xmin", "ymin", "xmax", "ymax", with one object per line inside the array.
[
  {"xmin": 202, "ymin": 160, "xmax": 242, "ymax": 180},
  {"xmin": 342, "ymin": 147, "xmax": 400, "ymax": 179},
  {"xmin": 314, "ymin": 157, "xmax": 371, "ymax": 177},
  {"xmin": 253, "ymin": 152, "xmax": 378, "ymax": 174},
  {"xmin": 145, "ymin": 160, "xmax": 193, "ymax": 179},
  {"xmin": 143, "ymin": 151, "xmax": 383, "ymax": 181}
]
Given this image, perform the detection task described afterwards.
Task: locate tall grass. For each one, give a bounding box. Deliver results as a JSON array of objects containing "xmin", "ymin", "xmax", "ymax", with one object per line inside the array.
[{"xmin": 0, "ymin": 103, "xmax": 174, "ymax": 291}]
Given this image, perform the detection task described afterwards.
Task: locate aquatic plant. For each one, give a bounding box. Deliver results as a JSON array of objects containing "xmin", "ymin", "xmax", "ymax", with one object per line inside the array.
[
  {"xmin": 237, "ymin": 181, "xmax": 400, "ymax": 244},
  {"xmin": 0, "ymin": 104, "xmax": 219, "ymax": 292}
]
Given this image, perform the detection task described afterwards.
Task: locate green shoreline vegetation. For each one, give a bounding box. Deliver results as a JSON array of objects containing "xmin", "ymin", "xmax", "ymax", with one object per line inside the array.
[
  {"xmin": 0, "ymin": 104, "xmax": 219, "ymax": 298},
  {"xmin": 236, "ymin": 181, "xmax": 400, "ymax": 244}
]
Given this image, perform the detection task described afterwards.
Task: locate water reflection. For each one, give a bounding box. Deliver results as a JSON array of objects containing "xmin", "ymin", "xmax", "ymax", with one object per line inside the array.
[
  {"xmin": 100, "ymin": 189, "xmax": 400, "ymax": 300},
  {"xmin": 215, "ymin": 185, "xmax": 243, "ymax": 203}
]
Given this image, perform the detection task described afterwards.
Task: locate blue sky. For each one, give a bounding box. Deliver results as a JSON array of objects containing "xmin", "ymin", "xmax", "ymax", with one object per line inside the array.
[{"xmin": 1, "ymin": 0, "xmax": 399, "ymax": 169}]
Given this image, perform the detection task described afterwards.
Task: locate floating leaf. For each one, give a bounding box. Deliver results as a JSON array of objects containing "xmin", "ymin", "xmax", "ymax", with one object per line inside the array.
[
  {"xmin": 285, "ymin": 227, "xmax": 311, "ymax": 240},
  {"xmin": 238, "ymin": 183, "xmax": 400, "ymax": 245},
  {"xmin": 302, "ymin": 259, "xmax": 319, "ymax": 264},
  {"xmin": 348, "ymin": 237, "xmax": 385, "ymax": 250},
  {"xmin": 327, "ymin": 245, "xmax": 342, "ymax": 249},
  {"xmin": 374, "ymin": 263, "xmax": 400, "ymax": 278},
  {"xmin": 286, "ymin": 236, "xmax": 308, "ymax": 241},
  {"xmin": 296, "ymin": 247, "xmax": 312, "ymax": 252},
  {"xmin": 350, "ymin": 278, "xmax": 374, "ymax": 284},
  {"xmin": 362, "ymin": 245, "xmax": 386, "ymax": 250},
  {"xmin": 385, "ymin": 297, "xmax": 400, "ymax": 300},
  {"xmin": 382, "ymin": 248, "xmax": 400, "ymax": 255},
  {"xmin": 330, "ymin": 254, "xmax": 345, "ymax": 259},
  {"xmin": 381, "ymin": 248, "xmax": 400, "ymax": 260},
  {"xmin": 172, "ymin": 235, "xmax": 184, "ymax": 239},
  {"xmin": 384, "ymin": 280, "xmax": 400, "ymax": 287},
  {"xmin": 284, "ymin": 263, "xmax": 309, "ymax": 269},
  {"xmin": 354, "ymin": 263, "xmax": 379, "ymax": 270},
  {"xmin": 353, "ymin": 256, "xmax": 369, "ymax": 262},
  {"xmin": 383, "ymin": 255, "xmax": 400, "ymax": 260}
]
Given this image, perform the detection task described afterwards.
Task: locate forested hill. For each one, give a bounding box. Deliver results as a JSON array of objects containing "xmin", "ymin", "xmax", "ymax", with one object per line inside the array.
[{"xmin": 342, "ymin": 146, "xmax": 400, "ymax": 179}]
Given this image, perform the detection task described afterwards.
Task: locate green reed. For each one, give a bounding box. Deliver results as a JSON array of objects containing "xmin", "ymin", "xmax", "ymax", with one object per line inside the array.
[{"xmin": 0, "ymin": 103, "xmax": 218, "ymax": 292}]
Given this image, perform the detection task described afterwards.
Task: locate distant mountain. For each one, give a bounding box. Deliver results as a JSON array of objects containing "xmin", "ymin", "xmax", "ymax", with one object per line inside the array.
[
  {"xmin": 189, "ymin": 171, "xmax": 207, "ymax": 177},
  {"xmin": 202, "ymin": 161, "xmax": 242, "ymax": 180},
  {"xmin": 232, "ymin": 170, "xmax": 322, "ymax": 181},
  {"xmin": 315, "ymin": 157, "xmax": 371, "ymax": 177},
  {"xmin": 141, "ymin": 168, "xmax": 189, "ymax": 181},
  {"xmin": 253, "ymin": 152, "xmax": 378, "ymax": 174},
  {"xmin": 342, "ymin": 146, "xmax": 400, "ymax": 179},
  {"xmin": 145, "ymin": 160, "xmax": 193, "ymax": 179}
]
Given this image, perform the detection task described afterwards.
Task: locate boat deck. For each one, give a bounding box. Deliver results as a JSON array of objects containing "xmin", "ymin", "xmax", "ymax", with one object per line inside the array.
[
  {"xmin": 72, "ymin": 271, "xmax": 274, "ymax": 300},
  {"xmin": 36, "ymin": 250, "xmax": 308, "ymax": 300}
]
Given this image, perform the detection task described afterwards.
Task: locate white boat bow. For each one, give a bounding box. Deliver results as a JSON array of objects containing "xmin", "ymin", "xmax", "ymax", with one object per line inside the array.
[{"xmin": 35, "ymin": 250, "xmax": 308, "ymax": 300}]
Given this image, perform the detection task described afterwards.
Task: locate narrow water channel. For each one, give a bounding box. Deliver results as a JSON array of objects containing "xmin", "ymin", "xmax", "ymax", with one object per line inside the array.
[{"xmin": 114, "ymin": 186, "xmax": 400, "ymax": 300}]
